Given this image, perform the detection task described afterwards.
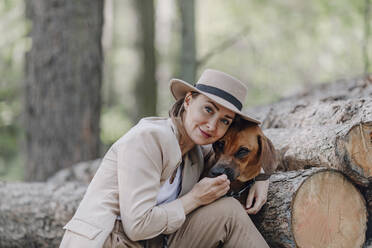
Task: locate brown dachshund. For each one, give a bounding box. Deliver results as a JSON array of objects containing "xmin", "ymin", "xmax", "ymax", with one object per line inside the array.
[{"xmin": 205, "ymin": 117, "xmax": 277, "ymax": 203}]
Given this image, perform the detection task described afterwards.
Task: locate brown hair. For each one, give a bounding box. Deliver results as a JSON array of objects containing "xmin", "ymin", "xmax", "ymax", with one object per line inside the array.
[{"xmin": 169, "ymin": 91, "xmax": 199, "ymax": 118}]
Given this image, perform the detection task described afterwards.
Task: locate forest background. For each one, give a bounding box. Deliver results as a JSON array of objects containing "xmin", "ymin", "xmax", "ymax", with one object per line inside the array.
[{"xmin": 0, "ymin": 0, "xmax": 371, "ymax": 181}]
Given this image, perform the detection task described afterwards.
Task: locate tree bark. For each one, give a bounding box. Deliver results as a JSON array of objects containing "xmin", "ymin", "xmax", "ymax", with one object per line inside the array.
[
  {"xmin": 0, "ymin": 181, "xmax": 86, "ymax": 248},
  {"xmin": 246, "ymin": 76, "xmax": 372, "ymax": 186},
  {"xmin": 365, "ymin": 186, "xmax": 372, "ymax": 243},
  {"xmin": 133, "ymin": 0, "xmax": 157, "ymax": 123},
  {"xmin": 248, "ymin": 75, "xmax": 372, "ymax": 129},
  {"xmin": 47, "ymin": 159, "xmax": 100, "ymax": 186},
  {"xmin": 177, "ymin": 0, "xmax": 197, "ymax": 83},
  {"xmin": 24, "ymin": 0, "xmax": 103, "ymax": 181},
  {"xmin": 251, "ymin": 168, "xmax": 367, "ymax": 248},
  {"xmin": 264, "ymin": 121, "xmax": 372, "ymax": 186},
  {"xmin": 363, "ymin": 0, "xmax": 371, "ymax": 74}
]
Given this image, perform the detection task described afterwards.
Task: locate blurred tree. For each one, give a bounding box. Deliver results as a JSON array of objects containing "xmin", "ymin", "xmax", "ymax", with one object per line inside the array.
[
  {"xmin": 24, "ymin": 0, "xmax": 103, "ymax": 181},
  {"xmin": 0, "ymin": 0, "xmax": 26, "ymax": 179},
  {"xmin": 133, "ymin": 0, "xmax": 157, "ymax": 122},
  {"xmin": 363, "ymin": 0, "xmax": 371, "ymax": 73},
  {"xmin": 102, "ymin": 0, "xmax": 117, "ymax": 108},
  {"xmin": 178, "ymin": 0, "xmax": 197, "ymax": 83}
]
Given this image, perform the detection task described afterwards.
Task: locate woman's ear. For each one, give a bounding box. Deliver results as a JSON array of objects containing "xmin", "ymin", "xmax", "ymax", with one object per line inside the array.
[{"xmin": 184, "ymin": 92, "xmax": 193, "ymax": 110}]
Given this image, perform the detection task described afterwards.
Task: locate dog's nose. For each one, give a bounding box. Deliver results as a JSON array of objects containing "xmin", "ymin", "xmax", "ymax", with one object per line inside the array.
[
  {"xmin": 209, "ymin": 167, "xmax": 225, "ymax": 178},
  {"xmin": 209, "ymin": 167, "xmax": 235, "ymax": 182},
  {"xmin": 224, "ymin": 168, "xmax": 235, "ymax": 182}
]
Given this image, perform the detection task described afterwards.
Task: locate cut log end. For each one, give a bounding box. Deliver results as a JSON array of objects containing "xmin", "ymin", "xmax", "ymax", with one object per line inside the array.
[
  {"xmin": 344, "ymin": 122, "xmax": 372, "ymax": 177},
  {"xmin": 291, "ymin": 171, "xmax": 367, "ymax": 248}
]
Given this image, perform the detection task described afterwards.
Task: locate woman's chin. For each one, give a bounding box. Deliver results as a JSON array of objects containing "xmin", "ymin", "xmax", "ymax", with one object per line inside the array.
[{"xmin": 193, "ymin": 135, "xmax": 216, "ymax": 145}]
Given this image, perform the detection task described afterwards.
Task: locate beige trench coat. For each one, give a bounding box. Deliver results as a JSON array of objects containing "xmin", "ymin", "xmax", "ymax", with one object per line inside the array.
[{"xmin": 60, "ymin": 117, "xmax": 206, "ymax": 248}]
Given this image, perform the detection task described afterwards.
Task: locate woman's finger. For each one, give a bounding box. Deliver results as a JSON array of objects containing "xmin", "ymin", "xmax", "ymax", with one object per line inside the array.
[
  {"xmin": 215, "ymin": 181, "xmax": 230, "ymax": 197},
  {"xmin": 211, "ymin": 174, "xmax": 228, "ymax": 185},
  {"xmin": 246, "ymin": 202, "xmax": 259, "ymax": 214},
  {"xmin": 246, "ymin": 197, "xmax": 265, "ymax": 214},
  {"xmin": 246, "ymin": 189, "xmax": 255, "ymax": 209}
]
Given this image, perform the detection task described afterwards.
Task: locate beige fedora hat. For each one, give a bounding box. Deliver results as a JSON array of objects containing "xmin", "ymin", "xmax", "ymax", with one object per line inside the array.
[{"xmin": 170, "ymin": 69, "xmax": 260, "ymax": 124}]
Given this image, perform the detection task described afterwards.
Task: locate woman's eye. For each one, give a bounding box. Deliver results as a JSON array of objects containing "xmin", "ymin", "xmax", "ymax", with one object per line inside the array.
[
  {"xmin": 204, "ymin": 106, "xmax": 213, "ymax": 114},
  {"xmin": 221, "ymin": 119, "xmax": 230, "ymax": 126}
]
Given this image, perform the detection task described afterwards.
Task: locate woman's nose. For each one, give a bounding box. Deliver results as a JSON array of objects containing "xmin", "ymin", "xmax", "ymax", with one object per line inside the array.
[{"xmin": 206, "ymin": 118, "xmax": 218, "ymax": 132}]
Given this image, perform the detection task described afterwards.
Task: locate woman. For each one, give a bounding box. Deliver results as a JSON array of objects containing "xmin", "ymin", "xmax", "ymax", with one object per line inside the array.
[{"xmin": 60, "ymin": 69, "xmax": 271, "ymax": 248}]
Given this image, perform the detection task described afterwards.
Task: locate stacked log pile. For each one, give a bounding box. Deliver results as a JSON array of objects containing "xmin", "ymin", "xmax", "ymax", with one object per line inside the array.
[
  {"xmin": 0, "ymin": 75, "xmax": 371, "ymax": 247},
  {"xmin": 249, "ymin": 75, "xmax": 372, "ymax": 186},
  {"xmin": 248, "ymin": 75, "xmax": 372, "ymax": 247}
]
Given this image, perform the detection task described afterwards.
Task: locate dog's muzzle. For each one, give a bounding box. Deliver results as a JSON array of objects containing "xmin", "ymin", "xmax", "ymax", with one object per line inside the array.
[{"xmin": 208, "ymin": 166, "xmax": 236, "ymax": 182}]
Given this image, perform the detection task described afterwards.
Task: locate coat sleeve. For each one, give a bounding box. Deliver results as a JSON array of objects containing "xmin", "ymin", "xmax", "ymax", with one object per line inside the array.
[{"xmin": 117, "ymin": 128, "xmax": 185, "ymax": 241}]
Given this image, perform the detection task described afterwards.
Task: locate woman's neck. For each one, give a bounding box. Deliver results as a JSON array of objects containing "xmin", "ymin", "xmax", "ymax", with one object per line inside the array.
[{"xmin": 173, "ymin": 113, "xmax": 195, "ymax": 156}]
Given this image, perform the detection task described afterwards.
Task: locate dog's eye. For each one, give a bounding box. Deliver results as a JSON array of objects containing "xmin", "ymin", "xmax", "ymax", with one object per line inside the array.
[
  {"xmin": 235, "ymin": 147, "xmax": 250, "ymax": 158},
  {"xmin": 213, "ymin": 140, "xmax": 225, "ymax": 152}
]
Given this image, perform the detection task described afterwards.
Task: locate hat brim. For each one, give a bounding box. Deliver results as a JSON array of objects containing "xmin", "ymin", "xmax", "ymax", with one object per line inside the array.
[{"xmin": 170, "ymin": 79, "xmax": 261, "ymax": 124}]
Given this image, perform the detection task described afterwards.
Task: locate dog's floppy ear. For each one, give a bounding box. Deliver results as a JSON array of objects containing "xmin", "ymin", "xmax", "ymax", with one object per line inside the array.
[{"xmin": 256, "ymin": 134, "xmax": 277, "ymax": 175}]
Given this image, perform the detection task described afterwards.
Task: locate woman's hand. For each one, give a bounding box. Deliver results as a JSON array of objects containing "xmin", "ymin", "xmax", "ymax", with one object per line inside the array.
[
  {"xmin": 180, "ymin": 175, "xmax": 230, "ymax": 214},
  {"xmin": 191, "ymin": 174, "xmax": 230, "ymax": 205},
  {"xmin": 245, "ymin": 179, "xmax": 269, "ymax": 214}
]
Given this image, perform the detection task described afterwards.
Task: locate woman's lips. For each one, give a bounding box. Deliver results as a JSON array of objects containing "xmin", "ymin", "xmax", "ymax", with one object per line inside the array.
[{"xmin": 199, "ymin": 128, "xmax": 211, "ymax": 138}]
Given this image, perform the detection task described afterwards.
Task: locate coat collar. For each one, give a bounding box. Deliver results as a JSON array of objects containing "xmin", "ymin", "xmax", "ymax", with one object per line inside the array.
[
  {"xmin": 169, "ymin": 117, "xmax": 203, "ymax": 184},
  {"xmin": 179, "ymin": 145, "xmax": 204, "ymax": 196}
]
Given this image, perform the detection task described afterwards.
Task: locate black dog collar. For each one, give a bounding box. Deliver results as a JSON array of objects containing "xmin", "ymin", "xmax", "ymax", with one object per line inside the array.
[
  {"xmin": 226, "ymin": 179, "xmax": 255, "ymax": 199},
  {"xmin": 255, "ymin": 173, "xmax": 271, "ymax": 181}
]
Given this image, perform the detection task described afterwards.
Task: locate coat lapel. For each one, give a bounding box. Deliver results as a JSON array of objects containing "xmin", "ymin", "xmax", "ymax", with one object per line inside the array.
[{"xmin": 179, "ymin": 145, "xmax": 204, "ymax": 197}]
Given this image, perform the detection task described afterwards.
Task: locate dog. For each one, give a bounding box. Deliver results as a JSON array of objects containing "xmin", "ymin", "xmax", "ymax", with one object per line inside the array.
[{"xmin": 204, "ymin": 117, "xmax": 277, "ymax": 204}]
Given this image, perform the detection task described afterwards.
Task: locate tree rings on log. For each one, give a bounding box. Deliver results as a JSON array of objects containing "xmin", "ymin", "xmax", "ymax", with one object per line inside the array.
[
  {"xmin": 264, "ymin": 121, "xmax": 372, "ymax": 186},
  {"xmin": 291, "ymin": 170, "xmax": 367, "ymax": 248},
  {"xmin": 343, "ymin": 122, "xmax": 372, "ymax": 178}
]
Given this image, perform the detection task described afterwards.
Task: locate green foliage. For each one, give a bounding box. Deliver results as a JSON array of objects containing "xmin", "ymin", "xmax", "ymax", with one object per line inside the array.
[
  {"xmin": 196, "ymin": 0, "xmax": 368, "ymax": 108},
  {"xmin": 0, "ymin": 155, "xmax": 24, "ymax": 181},
  {"xmin": 0, "ymin": 0, "xmax": 27, "ymax": 180},
  {"xmin": 100, "ymin": 106, "xmax": 133, "ymax": 149}
]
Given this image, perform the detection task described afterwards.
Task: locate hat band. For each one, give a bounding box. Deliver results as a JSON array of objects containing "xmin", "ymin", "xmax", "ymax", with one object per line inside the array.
[{"xmin": 195, "ymin": 84, "xmax": 242, "ymax": 110}]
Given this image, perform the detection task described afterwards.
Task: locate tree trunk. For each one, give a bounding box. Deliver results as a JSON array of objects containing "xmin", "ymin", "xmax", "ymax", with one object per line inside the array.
[
  {"xmin": 177, "ymin": 0, "xmax": 197, "ymax": 83},
  {"xmin": 363, "ymin": 0, "xmax": 371, "ymax": 74},
  {"xmin": 264, "ymin": 121, "xmax": 372, "ymax": 186},
  {"xmin": 251, "ymin": 168, "xmax": 367, "ymax": 248},
  {"xmin": 248, "ymin": 75, "xmax": 372, "ymax": 129},
  {"xmin": 24, "ymin": 0, "xmax": 103, "ymax": 181},
  {"xmin": 133, "ymin": 0, "xmax": 157, "ymax": 123},
  {"xmin": 246, "ymin": 76, "xmax": 372, "ymax": 186},
  {"xmin": 47, "ymin": 159, "xmax": 100, "ymax": 186},
  {"xmin": 0, "ymin": 181, "xmax": 86, "ymax": 248},
  {"xmin": 102, "ymin": 0, "xmax": 117, "ymax": 108}
]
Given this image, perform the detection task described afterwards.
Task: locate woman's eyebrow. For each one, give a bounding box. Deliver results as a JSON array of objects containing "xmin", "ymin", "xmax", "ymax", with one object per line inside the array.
[
  {"xmin": 208, "ymin": 101, "xmax": 220, "ymax": 110},
  {"xmin": 208, "ymin": 101, "xmax": 234, "ymax": 119}
]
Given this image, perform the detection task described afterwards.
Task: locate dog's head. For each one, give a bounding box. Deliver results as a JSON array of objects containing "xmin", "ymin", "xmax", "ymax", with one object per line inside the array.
[{"xmin": 207, "ymin": 118, "xmax": 277, "ymax": 182}]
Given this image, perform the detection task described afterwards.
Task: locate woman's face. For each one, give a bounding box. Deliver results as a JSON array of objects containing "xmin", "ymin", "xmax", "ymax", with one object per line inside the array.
[{"xmin": 183, "ymin": 92, "xmax": 235, "ymax": 145}]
